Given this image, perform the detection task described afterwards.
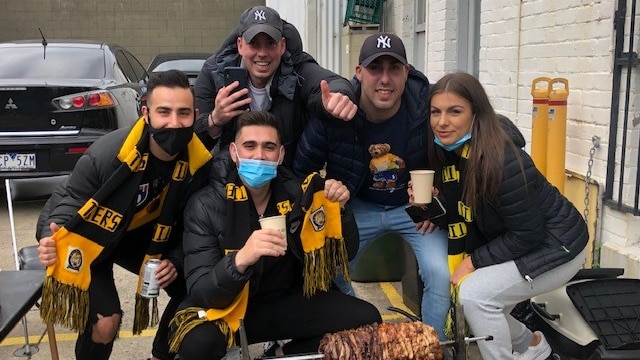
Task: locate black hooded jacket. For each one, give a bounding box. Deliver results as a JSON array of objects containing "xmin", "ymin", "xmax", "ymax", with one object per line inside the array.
[
  {"xmin": 180, "ymin": 154, "xmax": 360, "ymax": 309},
  {"xmin": 440, "ymin": 118, "xmax": 589, "ymax": 279},
  {"xmin": 35, "ymin": 125, "xmax": 211, "ymax": 276},
  {"xmin": 193, "ymin": 21, "xmax": 355, "ymax": 169}
]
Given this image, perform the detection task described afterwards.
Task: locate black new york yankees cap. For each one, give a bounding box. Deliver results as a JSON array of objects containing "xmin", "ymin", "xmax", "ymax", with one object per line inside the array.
[
  {"xmin": 359, "ymin": 32, "xmax": 408, "ymax": 67},
  {"xmin": 238, "ymin": 6, "xmax": 284, "ymax": 42}
]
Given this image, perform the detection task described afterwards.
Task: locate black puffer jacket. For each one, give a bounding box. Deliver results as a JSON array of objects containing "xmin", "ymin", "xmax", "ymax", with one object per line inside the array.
[
  {"xmin": 181, "ymin": 154, "xmax": 360, "ymax": 309},
  {"xmin": 469, "ymin": 122, "xmax": 588, "ymax": 279},
  {"xmin": 193, "ymin": 21, "xmax": 355, "ymax": 169},
  {"xmin": 36, "ymin": 125, "xmax": 211, "ymax": 275},
  {"xmin": 293, "ymin": 66, "xmax": 431, "ymax": 194}
]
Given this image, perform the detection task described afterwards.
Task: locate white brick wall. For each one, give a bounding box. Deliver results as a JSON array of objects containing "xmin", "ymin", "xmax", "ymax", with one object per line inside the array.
[{"xmin": 423, "ymin": 0, "xmax": 458, "ymax": 76}]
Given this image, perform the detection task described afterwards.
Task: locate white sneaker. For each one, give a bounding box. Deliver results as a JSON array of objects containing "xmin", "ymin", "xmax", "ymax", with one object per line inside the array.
[
  {"xmin": 514, "ymin": 331, "xmax": 552, "ymax": 360},
  {"xmin": 260, "ymin": 340, "xmax": 281, "ymax": 358}
]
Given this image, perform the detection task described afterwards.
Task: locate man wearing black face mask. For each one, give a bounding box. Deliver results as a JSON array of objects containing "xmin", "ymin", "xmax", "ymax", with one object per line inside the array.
[
  {"xmin": 36, "ymin": 70, "xmax": 213, "ymax": 360},
  {"xmin": 147, "ymin": 116, "xmax": 195, "ymax": 157}
]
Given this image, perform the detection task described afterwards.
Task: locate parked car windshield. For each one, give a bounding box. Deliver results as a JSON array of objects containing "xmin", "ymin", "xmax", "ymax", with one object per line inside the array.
[
  {"xmin": 0, "ymin": 47, "xmax": 105, "ymax": 79},
  {"xmin": 150, "ymin": 59, "xmax": 205, "ymax": 72}
]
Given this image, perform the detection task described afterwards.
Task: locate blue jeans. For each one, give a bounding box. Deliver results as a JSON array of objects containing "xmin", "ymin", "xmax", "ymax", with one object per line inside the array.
[{"xmin": 337, "ymin": 198, "xmax": 450, "ymax": 340}]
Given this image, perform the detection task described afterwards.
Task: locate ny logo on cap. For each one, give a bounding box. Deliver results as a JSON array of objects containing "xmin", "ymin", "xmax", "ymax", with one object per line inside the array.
[
  {"xmin": 254, "ymin": 9, "xmax": 266, "ymax": 21},
  {"xmin": 377, "ymin": 35, "xmax": 392, "ymax": 49}
]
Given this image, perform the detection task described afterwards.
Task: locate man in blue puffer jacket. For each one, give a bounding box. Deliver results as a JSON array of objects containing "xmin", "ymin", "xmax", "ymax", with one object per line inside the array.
[{"xmin": 293, "ymin": 32, "xmax": 450, "ymax": 340}]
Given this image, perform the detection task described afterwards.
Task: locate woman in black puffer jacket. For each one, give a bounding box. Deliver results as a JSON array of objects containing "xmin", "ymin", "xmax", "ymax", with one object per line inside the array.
[{"xmin": 416, "ymin": 72, "xmax": 587, "ymax": 360}]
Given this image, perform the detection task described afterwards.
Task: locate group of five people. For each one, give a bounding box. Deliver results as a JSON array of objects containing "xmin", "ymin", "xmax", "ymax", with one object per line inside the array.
[{"xmin": 36, "ymin": 5, "xmax": 587, "ymax": 360}]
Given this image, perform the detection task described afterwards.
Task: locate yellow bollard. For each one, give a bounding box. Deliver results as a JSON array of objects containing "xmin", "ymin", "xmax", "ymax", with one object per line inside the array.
[
  {"xmin": 531, "ymin": 77, "xmax": 551, "ymax": 175},
  {"xmin": 546, "ymin": 78, "xmax": 569, "ymax": 194}
]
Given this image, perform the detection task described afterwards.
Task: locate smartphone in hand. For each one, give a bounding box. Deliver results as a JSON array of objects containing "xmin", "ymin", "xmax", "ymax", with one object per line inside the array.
[
  {"xmin": 405, "ymin": 196, "xmax": 446, "ymax": 223},
  {"xmin": 223, "ymin": 66, "xmax": 250, "ymax": 110}
]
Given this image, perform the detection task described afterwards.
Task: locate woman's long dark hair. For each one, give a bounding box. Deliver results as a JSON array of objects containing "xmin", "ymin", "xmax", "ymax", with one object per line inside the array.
[{"xmin": 428, "ymin": 72, "xmax": 519, "ymax": 210}]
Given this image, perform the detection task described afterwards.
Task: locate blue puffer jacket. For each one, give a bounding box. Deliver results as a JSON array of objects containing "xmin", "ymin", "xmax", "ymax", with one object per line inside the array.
[{"xmin": 293, "ymin": 66, "xmax": 431, "ymax": 194}]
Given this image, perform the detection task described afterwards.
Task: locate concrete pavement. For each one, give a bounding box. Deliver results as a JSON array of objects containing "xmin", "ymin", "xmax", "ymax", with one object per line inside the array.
[{"xmin": 0, "ymin": 193, "xmax": 482, "ymax": 359}]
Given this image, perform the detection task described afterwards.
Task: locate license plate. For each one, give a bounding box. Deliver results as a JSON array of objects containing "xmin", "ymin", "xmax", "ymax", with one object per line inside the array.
[{"xmin": 0, "ymin": 153, "xmax": 36, "ymax": 171}]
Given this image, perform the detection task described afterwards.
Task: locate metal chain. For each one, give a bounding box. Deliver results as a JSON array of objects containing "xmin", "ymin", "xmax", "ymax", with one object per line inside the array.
[{"xmin": 584, "ymin": 136, "xmax": 601, "ymax": 220}]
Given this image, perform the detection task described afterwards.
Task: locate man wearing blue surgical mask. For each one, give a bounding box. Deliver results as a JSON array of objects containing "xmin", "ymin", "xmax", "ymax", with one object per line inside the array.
[
  {"xmin": 171, "ymin": 111, "xmax": 381, "ymax": 359},
  {"xmin": 231, "ymin": 125, "xmax": 283, "ymax": 189}
]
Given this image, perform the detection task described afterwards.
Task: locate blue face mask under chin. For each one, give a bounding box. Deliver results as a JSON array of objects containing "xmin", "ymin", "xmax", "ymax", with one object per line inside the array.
[
  {"xmin": 434, "ymin": 132, "xmax": 472, "ymax": 151},
  {"xmin": 235, "ymin": 147, "xmax": 279, "ymax": 188},
  {"xmin": 434, "ymin": 117, "xmax": 474, "ymax": 151}
]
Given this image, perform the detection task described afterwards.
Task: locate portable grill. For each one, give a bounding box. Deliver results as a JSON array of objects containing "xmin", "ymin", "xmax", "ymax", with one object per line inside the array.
[
  {"xmin": 530, "ymin": 268, "xmax": 640, "ymax": 360},
  {"xmin": 222, "ymin": 305, "xmax": 492, "ymax": 360}
]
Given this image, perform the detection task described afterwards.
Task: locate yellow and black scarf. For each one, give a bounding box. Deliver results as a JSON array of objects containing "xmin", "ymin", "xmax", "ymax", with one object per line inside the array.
[
  {"xmin": 439, "ymin": 143, "xmax": 485, "ymax": 339},
  {"xmin": 40, "ymin": 118, "xmax": 212, "ymax": 335},
  {"xmin": 297, "ymin": 172, "xmax": 350, "ymax": 297},
  {"xmin": 169, "ymin": 172, "xmax": 348, "ymax": 351}
]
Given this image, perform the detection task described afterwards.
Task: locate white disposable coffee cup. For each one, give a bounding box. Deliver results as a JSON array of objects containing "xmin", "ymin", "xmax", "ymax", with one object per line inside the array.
[
  {"xmin": 410, "ymin": 170, "xmax": 435, "ymax": 204},
  {"xmin": 259, "ymin": 215, "xmax": 287, "ymax": 250}
]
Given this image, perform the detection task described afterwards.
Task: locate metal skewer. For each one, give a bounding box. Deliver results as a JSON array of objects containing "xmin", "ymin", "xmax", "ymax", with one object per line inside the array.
[
  {"xmin": 228, "ymin": 307, "xmax": 493, "ymax": 359},
  {"xmin": 439, "ymin": 335, "xmax": 494, "ymax": 346},
  {"xmin": 239, "ymin": 319, "xmax": 250, "ymax": 360}
]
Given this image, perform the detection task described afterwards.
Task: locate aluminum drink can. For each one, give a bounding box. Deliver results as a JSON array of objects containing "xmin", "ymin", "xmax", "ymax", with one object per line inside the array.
[{"xmin": 141, "ymin": 259, "xmax": 160, "ymax": 298}]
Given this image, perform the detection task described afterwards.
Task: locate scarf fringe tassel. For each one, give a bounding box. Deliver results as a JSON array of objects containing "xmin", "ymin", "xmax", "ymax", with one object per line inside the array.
[
  {"xmin": 133, "ymin": 293, "xmax": 159, "ymax": 335},
  {"xmin": 303, "ymin": 236, "xmax": 350, "ymax": 298},
  {"xmin": 169, "ymin": 307, "xmax": 234, "ymax": 354},
  {"xmin": 444, "ymin": 286, "xmax": 469, "ymax": 340},
  {"xmin": 40, "ymin": 276, "xmax": 90, "ymax": 333}
]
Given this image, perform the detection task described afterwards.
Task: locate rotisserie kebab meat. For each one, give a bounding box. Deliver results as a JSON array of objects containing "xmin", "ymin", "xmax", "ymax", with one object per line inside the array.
[{"xmin": 318, "ymin": 322, "xmax": 443, "ymax": 360}]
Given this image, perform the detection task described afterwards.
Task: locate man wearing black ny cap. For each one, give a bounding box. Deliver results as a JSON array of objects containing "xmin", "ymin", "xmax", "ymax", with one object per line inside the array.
[
  {"xmin": 294, "ymin": 32, "xmax": 451, "ymax": 340},
  {"xmin": 193, "ymin": 5, "xmax": 358, "ymax": 168}
]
